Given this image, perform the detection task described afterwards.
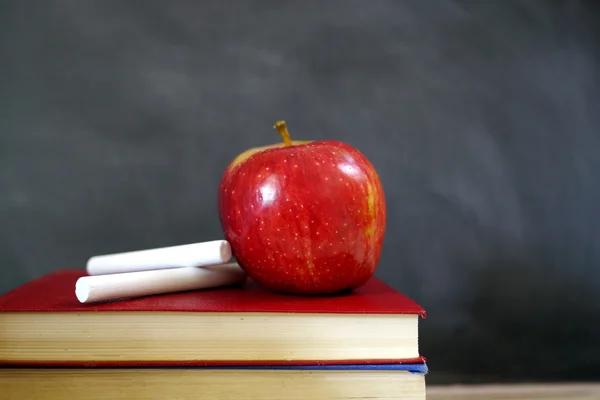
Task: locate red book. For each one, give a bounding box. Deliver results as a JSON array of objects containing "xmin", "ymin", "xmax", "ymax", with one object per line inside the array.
[{"xmin": 0, "ymin": 269, "xmax": 426, "ymax": 367}]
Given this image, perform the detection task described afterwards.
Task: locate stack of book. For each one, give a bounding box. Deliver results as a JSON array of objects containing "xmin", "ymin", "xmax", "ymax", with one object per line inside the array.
[{"xmin": 0, "ymin": 269, "xmax": 428, "ymax": 399}]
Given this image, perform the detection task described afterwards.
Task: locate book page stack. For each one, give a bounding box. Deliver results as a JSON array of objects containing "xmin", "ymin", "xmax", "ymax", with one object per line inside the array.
[{"xmin": 0, "ymin": 249, "xmax": 428, "ymax": 399}]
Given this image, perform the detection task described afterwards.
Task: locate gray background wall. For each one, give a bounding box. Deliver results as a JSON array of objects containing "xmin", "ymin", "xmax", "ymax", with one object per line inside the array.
[{"xmin": 1, "ymin": 0, "xmax": 599, "ymax": 384}]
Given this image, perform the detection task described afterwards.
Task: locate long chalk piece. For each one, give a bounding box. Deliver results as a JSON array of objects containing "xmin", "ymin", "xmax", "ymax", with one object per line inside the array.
[
  {"xmin": 76, "ymin": 263, "xmax": 246, "ymax": 303},
  {"xmin": 86, "ymin": 240, "xmax": 232, "ymax": 275}
]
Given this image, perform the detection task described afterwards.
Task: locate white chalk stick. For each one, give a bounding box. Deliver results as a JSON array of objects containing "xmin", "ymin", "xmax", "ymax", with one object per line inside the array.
[
  {"xmin": 86, "ymin": 240, "xmax": 232, "ymax": 275},
  {"xmin": 75, "ymin": 263, "xmax": 246, "ymax": 303}
]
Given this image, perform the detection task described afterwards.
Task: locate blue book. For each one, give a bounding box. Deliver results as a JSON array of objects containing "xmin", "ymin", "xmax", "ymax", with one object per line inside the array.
[
  {"xmin": 14, "ymin": 362, "xmax": 428, "ymax": 375},
  {"xmin": 1, "ymin": 363, "xmax": 428, "ymax": 399}
]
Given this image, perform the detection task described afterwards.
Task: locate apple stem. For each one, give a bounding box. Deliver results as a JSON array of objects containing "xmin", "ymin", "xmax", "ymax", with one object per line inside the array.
[{"xmin": 274, "ymin": 120, "xmax": 293, "ymax": 146}]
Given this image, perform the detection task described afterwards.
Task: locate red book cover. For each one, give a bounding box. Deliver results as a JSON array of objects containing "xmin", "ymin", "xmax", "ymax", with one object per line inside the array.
[
  {"xmin": 0, "ymin": 269, "xmax": 427, "ymax": 316},
  {"xmin": 0, "ymin": 269, "xmax": 426, "ymax": 367}
]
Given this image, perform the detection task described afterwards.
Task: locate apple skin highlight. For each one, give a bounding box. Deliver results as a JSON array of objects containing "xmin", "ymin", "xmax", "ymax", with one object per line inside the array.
[{"xmin": 218, "ymin": 121, "xmax": 386, "ymax": 295}]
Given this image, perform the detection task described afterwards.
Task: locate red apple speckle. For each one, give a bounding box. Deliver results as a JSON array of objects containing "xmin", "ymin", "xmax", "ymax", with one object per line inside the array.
[{"xmin": 217, "ymin": 121, "xmax": 386, "ymax": 295}]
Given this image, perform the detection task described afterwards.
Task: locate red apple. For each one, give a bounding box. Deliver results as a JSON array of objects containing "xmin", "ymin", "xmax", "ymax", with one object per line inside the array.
[{"xmin": 217, "ymin": 121, "xmax": 386, "ymax": 295}]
